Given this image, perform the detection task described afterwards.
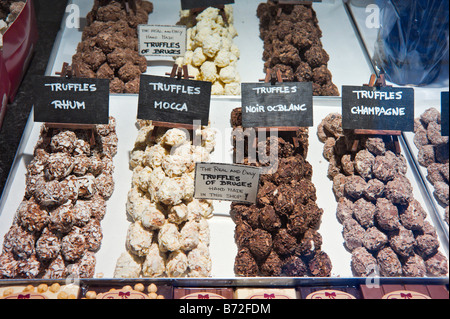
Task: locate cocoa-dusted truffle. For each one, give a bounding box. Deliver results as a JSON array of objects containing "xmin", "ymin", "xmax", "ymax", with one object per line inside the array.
[
  {"xmin": 234, "ymin": 247, "xmax": 259, "ymax": 277},
  {"xmin": 402, "ymin": 254, "xmax": 427, "ymax": 277},
  {"xmin": 344, "ymin": 175, "xmax": 367, "ymax": 200},
  {"xmin": 259, "ymin": 205, "xmax": 281, "ymax": 232},
  {"xmin": 425, "ymin": 252, "xmax": 449, "ymax": 277},
  {"xmin": 61, "ymin": 227, "xmax": 87, "ymax": 262},
  {"xmin": 351, "ymin": 247, "xmax": 378, "ymax": 276},
  {"xmin": 385, "ymin": 175, "xmax": 413, "ymax": 205},
  {"xmin": 353, "ymin": 198, "xmax": 376, "ymax": 229},
  {"xmin": 415, "ymin": 234, "xmax": 440, "ymax": 258},
  {"xmin": 342, "ymin": 218, "xmax": 365, "ymax": 251},
  {"xmin": 375, "ymin": 198, "xmax": 400, "ymax": 231},
  {"xmin": 308, "ymin": 251, "xmax": 332, "ymax": 277},
  {"xmin": 363, "ymin": 227, "xmax": 388, "ymax": 252},
  {"xmin": 388, "ymin": 227, "xmax": 416, "ymax": 258},
  {"xmin": 355, "ymin": 150, "xmax": 375, "ymax": 180},
  {"xmin": 363, "ymin": 178, "xmax": 385, "ymax": 201},
  {"xmin": 336, "ymin": 196, "xmax": 354, "ymax": 223},
  {"xmin": 35, "ymin": 228, "xmax": 61, "ymax": 261},
  {"xmin": 399, "ymin": 199, "xmax": 426, "ymax": 231},
  {"xmin": 248, "ymin": 229, "xmax": 273, "ymax": 261},
  {"xmin": 377, "ymin": 247, "xmax": 402, "ymax": 277}
]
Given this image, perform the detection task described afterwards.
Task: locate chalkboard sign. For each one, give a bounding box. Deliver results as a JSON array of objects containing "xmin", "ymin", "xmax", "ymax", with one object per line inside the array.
[
  {"xmin": 194, "ymin": 162, "xmax": 260, "ymax": 204},
  {"xmin": 33, "ymin": 76, "xmax": 109, "ymax": 125},
  {"xmin": 342, "ymin": 85, "xmax": 414, "ymax": 132},
  {"xmin": 441, "ymin": 91, "xmax": 449, "ymax": 136},
  {"xmin": 181, "ymin": 0, "xmax": 234, "ymax": 10},
  {"xmin": 241, "ymin": 82, "xmax": 313, "ymax": 128},
  {"xmin": 137, "ymin": 74, "xmax": 211, "ymax": 126}
]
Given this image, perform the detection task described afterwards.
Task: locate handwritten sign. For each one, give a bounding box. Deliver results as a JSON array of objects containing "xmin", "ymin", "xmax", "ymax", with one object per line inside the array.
[
  {"xmin": 194, "ymin": 163, "xmax": 260, "ymax": 204},
  {"xmin": 137, "ymin": 74, "xmax": 211, "ymax": 126},
  {"xmin": 138, "ymin": 25, "xmax": 186, "ymax": 57},
  {"xmin": 241, "ymin": 82, "xmax": 313, "ymax": 128},
  {"xmin": 342, "ymin": 85, "xmax": 414, "ymax": 131},
  {"xmin": 32, "ymin": 76, "xmax": 109, "ymax": 125}
]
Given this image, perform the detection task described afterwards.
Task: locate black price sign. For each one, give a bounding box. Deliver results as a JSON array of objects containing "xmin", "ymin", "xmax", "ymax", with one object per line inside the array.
[
  {"xmin": 137, "ymin": 74, "xmax": 211, "ymax": 126},
  {"xmin": 342, "ymin": 85, "xmax": 414, "ymax": 132},
  {"xmin": 33, "ymin": 76, "xmax": 109, "ymax": 125},
  {"xmin": 241, "ymin": 82, "xmax": 313, "ymax": 128},
  {"xmin": 181, "ymin": 0, "xmax": 234, "ymax": 10},
  {"xmin": 441, "ymin": 92, "xmax": 449, "ymax": 136}
]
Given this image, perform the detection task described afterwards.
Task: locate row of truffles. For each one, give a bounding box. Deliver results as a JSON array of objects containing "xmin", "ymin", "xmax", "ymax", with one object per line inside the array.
[
  {"xmin": 175, "ymin": 6, "xmax": 241, "ymax": 96},
  {"xmin": 70, "ymin": 0, "xmax": 153, "ymax": 94},
  {"xmin": 0, "ymin": 0, "xmax": 25, "ymax": 48},
  {"xmin": 257, "ymin": 1, "xmax": 339, "ymax": 96},
  {"xmin": 114, "ymin": 122, "xmax": 216, "ymax": 278},
  {"xmin": 318, "ymin": 113, "xmax": 448, "ymax": 278},
  {"xmin": 230, "ymin": 108, "xmax": 332, "ymax": 277},
  {"xmin": 0, "ymin": 118, "xmax": 118, "ymax": 279},
  {"xmin": 413, "ymin": 108, "xmax": 449, "ymax": 224}
]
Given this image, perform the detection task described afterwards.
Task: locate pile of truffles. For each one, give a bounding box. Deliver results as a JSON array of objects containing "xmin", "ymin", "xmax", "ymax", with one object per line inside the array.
[
  {"xmin": 0, "ymin": 118, "xmax": 118, "ymax": 279},
  {"xmin": 318, "ymin": 113, "xmax": 448, "ymax": 277},
  {"xmin": 0, "ymin": 0, "xmax": 25, "ymax": 48},
  {"xmin": 413, "ymin": 107, "xmax": 449, "ymax": 224},
  {"xmin": 114, "ymin": 122, "xmax": 216, "ymax": 278},
  {"xmin": 230, "ymin": 108, "xmax": 332, "ymax": 277},
  {"xmin": 71, "ymin": 0, "xmax": 153, "ymax": 93},
  {"xmin": 175, "ymin": 6, "xmax": 241, "ymax": 95},
  {"xmin": 257, "ymin": 1, "xmax": 338, "ymax": 96}
]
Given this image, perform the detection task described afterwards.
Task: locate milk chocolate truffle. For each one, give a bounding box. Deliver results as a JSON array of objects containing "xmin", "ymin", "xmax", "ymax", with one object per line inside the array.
[
  {"xmin": 415, "ymin": 234, "xmax": 440, "ymax": 258},
  {"xmin": 336, "ymin": 196, "xmax": 354, "ymax": 223},
  {"xmin": 399, "ymin": 199, "xmax": 426, "ymax": 231},
  {"xmin": 385, "ymin": 175, "xmax": 413, "ymax": 205},
  {"xmin": 296, "ymin": 229, "xmax": 322, "ymax": 258},
  {"xmin": 363, "ymin": 179, "xmax": 385, "ymax": 201},
  {"xmin": 36, "ymin": 228, "xmax": 61, "ymax": 261},
  {"xmin": 353, "ymin": 198, "xmax": 376, "ymax": 229},
  {"xmin": 0, "ymin": 252, "xmax": 18, "ymax": 279},
  {"xmin": 61, "ymin": 227, "xmax": 87, "ymax": 262},
  {"xmin": 259, "ymin": 205, "xmax": 282, "ymax": 232},
  {"xmin": 234, "ymin": 247, "xmax": 259, "ymax": 277},
  {"xmin": 342, "ymin": 218, "xmax": 365, "ymax": 251},
  {"xmin": 17, "ymin": 198, "xmax": 49, "ymax": 233},
  {"xmin": 344, "ymin": 175, "xmax": 367, "ymax": 200}
]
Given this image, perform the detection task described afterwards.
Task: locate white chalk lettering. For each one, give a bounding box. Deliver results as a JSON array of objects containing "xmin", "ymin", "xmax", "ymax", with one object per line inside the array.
[
  {"xmin": 51, "ymin": 100, "xmax": 86, "ymax": 110},
  {"xmin": 154, "ymin": 101, "xmax": 188, "ymax": 112},
  {"xmin": 352, "ymin": 90, "xmax": 402, "ymax": 100},
  {"xmin": 44, "ymin": 83, "xmax": 96, "ymax": 92},
  {"xmin": 351, "ymin": 105, "xmax": 406, "ymax": 117},
  {"xmin": 148, "ymin": 82, "xmax": 201, "ymax": 95}
]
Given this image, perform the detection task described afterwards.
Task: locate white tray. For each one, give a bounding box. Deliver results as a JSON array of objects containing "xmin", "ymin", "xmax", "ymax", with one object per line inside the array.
[{"xmin": 0, "ymin": 96, "xmax": 448, "ymax": 280}]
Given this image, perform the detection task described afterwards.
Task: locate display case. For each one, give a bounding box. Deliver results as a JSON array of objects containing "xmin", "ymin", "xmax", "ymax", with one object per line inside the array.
[{"xmin": 0, "ymin": 0, "xmax": 448, "ymax": 302}]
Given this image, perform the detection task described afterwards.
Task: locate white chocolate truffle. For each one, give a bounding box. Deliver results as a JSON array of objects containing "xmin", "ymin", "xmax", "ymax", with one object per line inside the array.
[
  {"xmin": 202, "ymin": 34, "xmax": 221, "ymax": 58},
  {"xmin": 191, "ymin": 47, "xmax": 207, "ymax": 67},
  {"xmin": 180, "ymin": 220, "xmax": 200, "ymax": 252},
  {"xmin": 198, "ymin": 218, "xmax": 211, "ymax": 246},
  {"xmin": 114, "ymin": 251, "xmax": 142, "ymax": 278},
  {"xmin": 166, "ymin": 250, "xmax": 188, "ymax": 277},
  {"xmin": 162, "ymin": 155, "xmax": 190, "ymax": 177},
  {"xmin": 130, "ymin": 150, "xmax": 145, "ymax": 169},
  {"xmin": 200, "ymin": 61, "xmax": 218, "ymax": 82},
  {"xmin": 135, "ymin": 166, "xmax": 153, "ymax": 192},
  {"xmin": 142, "ymin": 243, "xmax": 166, "ymax": 278},
  {"xmin": 181, "ymin": 174, "xmax": 195, "ymax": 201},
  {"xmin": 186, "ymin": 199, "xmax": 213, "ymax": 221},
  {"xmin": 201, "ymin": 128, "xmax": 216, "ymax": 153},
  {"xmin": 126, "ymin": 222, "xmax": 153, "ymax": 257},
  {"xmin": 158, "ymin": 222, "xmax": 181, "ymax": 252},
  {"xmin": 143, "ymin": 144, "xmax": 168, "ymax": 169},
  {"xmin": 168, "ymin": 203, "xmax": 188, "ymax": 225},
  {"xmin": 161, "ymin": 128, "xmax": 188, "ymax": 147},
  {"xmin": 135, "ymin": 125, "xmax": 154, "ymax": 148},
  {"xmin": 187, "ymin": 242, "xmax": 212, "ymax": 277},
  {"xmin": 156, "ymin": 178, "xmax": 184, "ymax": 206},
  {"xmin": 211, "ymin": 81, "xmax": 224, "ymax": 95},
  {"xmin": 148, "ymin": 167, "xmax": 167, "ymax": 202},
  {"xmin": 219, "ymin": 65, "xmax": 238, "ymax": 84},
  {"xmin": 140, "ymin": 202, "xmax": 166, "ymax": 230},
  {"xmin": 214, "ymin": 49, "xmax": 232, "ymax": 68},
  {"xmin": 191, "ymin": 145, "xmax": 211, "ymax": 163},
  {"xmin": 224, "ymin": 82, "xmax": 241, "ymax": 96}
]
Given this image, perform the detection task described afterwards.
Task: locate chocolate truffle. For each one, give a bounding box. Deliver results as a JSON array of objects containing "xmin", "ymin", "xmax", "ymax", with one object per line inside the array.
[
  {"xmin": 308, "ymin": 251, "xmax": 332, "ymax": 277},
  {"xmin": 234, "ymin": 247, "xmax": 259, "ymax": 277},
  {"xmin": 248, "ymin": 229, "xmax": 273, "ymax": 261},
  {"xmin": 377, "ymin": 247, "xmax": 402, "ymax": 277}
]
